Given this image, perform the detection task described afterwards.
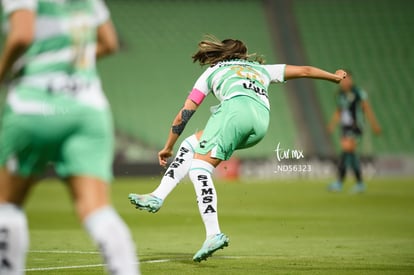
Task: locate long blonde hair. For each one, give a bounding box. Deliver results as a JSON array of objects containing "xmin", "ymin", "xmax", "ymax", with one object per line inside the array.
[{"xmin": 192, "ymin": 35, "xmax": 263, "ymax": 65}]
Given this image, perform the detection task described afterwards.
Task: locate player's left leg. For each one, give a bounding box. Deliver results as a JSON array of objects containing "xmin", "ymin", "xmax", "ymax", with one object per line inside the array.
[
  {"xmin": 328, "ymin": 131, "xmax": 356, "ymax": 192},
  {"xmin": 153, "ymin": 132, "xmax": 202, "ymax": 200},
  {"xmin": 0, "ymin": 110, "xmax": 41, "ymax": 274},
  {"xmin": 0, "ymin": 169, "xmax": 33, "ymax": 275},
  {"xmin": 68, "ymin": 176, "xmax": 139, "ymax": 275},
  {"xmin": 350, "ymin": 155, "xmax": 365, "ymax": 193},
  {"xmin": 129, "ymin": 132, "xmax": 202, "ymax": 213},
  {"xmin": 61, "ymin": 109, "xmax": 139, "ymax": 275},
  {"xmin": 348, "ymin": 135, "xmax": 365, "ymax": 193}
]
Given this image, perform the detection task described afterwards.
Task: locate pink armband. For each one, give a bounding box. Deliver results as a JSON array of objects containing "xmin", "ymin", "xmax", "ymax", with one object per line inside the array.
[{"xmin": 187, "ymin": 88, "xmax": 206, "ymax": 105}]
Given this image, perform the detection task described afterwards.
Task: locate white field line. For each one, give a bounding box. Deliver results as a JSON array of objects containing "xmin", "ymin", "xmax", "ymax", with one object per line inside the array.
[
  {"xmin": 25, "ymin": 263, "xmax": 107, "ymax": 272},
  {"xmin": 29, "ymin": 250, "xmax": 99, "ymax": 254},
  {"xmin": 25, "ymin": 250, "xmax": 244, "ymax": 272}
]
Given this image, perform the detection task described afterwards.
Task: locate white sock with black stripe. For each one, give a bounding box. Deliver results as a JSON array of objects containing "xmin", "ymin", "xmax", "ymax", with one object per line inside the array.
[
  {"xmin": 189, "ymin": 159, "xmax": 221, "ymax": 238},
  {"xmin": 84, "ymin": 206, "xmax": 139, "ymax": 275},
  {"xmin": 0, "ymin": 203, "xmax": 29, "ymax": 275},
  {"xmin": 152, "ymin": 134, "xmax": 198, "ymax": 200}
]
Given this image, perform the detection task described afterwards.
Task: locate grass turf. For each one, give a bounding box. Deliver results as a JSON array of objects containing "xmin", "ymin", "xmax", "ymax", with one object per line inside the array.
[{"xmin": 24, "ymin": 177, "xmax": 414, "ymax": 274}]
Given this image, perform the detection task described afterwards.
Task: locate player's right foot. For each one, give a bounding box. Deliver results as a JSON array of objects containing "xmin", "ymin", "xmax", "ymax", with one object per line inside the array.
[
  {"xmin": 351, "ymin": 182, "xmax": 366, "ymax": 194},
  {"xmin": 128, "ymin": 193, "xmax": 163, "ymax": 213},
  {"xmin": 327, "ymin": 181, "xmax": 342, "ymax": 192},
  {"xmin": 193, "ymin": 233, "xmax": 229, "ymax": 262}
]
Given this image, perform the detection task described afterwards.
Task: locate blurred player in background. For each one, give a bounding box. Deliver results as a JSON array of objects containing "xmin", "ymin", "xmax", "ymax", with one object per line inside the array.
[
  {"xmin": 129, "ymin": 35, "xmax": 346, "ymax": 262},
  {"xmin": 0, "ymin": 1, "xmax": 139, "ymax": 274},
  {"xmin": 327, "ymin": 71, "xmax": 381, "ymax": 193}
]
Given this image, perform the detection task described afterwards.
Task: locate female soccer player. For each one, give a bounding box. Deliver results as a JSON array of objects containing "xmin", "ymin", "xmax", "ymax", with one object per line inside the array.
[
  {"xmin": 0, "ymin": 1, "xmax": 139, "ymax": 274},
  {"xmin": 327, "ymin": 71, "xmax": 381, "ymax": 193},
  {"xmin": 130, "ymin": 35, "xmax": 346, "ymax": 262}
]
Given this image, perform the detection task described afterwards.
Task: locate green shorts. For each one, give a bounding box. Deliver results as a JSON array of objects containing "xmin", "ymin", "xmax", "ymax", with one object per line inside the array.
[
  {"xmin": 196, "ymin": 96, "xmax": 270, "ymax": 160},
  {"xmin": 0, "ymin": 104, "xmax": 114, "ymax": 182}
]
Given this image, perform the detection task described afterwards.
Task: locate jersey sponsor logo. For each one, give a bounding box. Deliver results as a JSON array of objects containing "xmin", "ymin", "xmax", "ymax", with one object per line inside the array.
[
  {"xmin": 164, "ymin": 147, "xmax": 190, "ymax": 179},
  {"xmin": 230, "ymin": 64, "xmax": 265, "ymax": 84},
  {"xmin": 242, "ymin": 80, "xmax": 268, "ymax": 98},
  {"xmin": 47, "ymin": 77, "xmax": 91, "ymax": 96},
  {"xmin": 197, "ymin": 175, "xmax": 216, "ymax": 214}
]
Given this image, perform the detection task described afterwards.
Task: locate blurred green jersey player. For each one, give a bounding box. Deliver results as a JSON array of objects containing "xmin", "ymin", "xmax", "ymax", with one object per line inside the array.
[
  {"xmin": 0, "ymin": 0, "xmax": 139, "ymax": 274},
  {"xmin": 327, "ymin": 71, "xmax": 381, "ymax": 193}
]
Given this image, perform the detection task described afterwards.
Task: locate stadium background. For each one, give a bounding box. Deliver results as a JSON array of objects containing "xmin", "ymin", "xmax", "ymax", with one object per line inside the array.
[{"xmin": 92, "ymin": 0, "xmax": 414, "ymax": 179}]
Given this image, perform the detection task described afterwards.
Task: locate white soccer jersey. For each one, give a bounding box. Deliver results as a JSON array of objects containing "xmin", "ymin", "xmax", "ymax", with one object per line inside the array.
[{"xmin": 188, "ymin": 60, "xmax": 286, "ymax": 109}]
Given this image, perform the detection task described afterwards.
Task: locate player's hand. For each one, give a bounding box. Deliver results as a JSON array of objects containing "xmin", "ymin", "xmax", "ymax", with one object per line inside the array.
[
  {"xmin": 158, "ymin": 147, "xmax": 173, "ymax": 167},
  {"xmin": 373, "ymin": 125, "xmax": 382, "ymax": 135},
  {"xmin": 335, "ymin": 69, "xmax": 347, "ymax": 82}
]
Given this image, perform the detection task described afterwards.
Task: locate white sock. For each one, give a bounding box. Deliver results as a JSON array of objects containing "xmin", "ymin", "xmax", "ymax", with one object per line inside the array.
[
  {"xmin": 0, "ymin": 203, "xmax": 29, "ymax": 275},
  {"xmin": 84, "ymin": 206, "xmax": 139, "ymax": 275},
  {"xmin": 152, "ymin": 134, "xmax": 198, "ymax": 200},
  {"xmin": 189, "ymin": 159, "xmax": 221, "ymax": 238}
]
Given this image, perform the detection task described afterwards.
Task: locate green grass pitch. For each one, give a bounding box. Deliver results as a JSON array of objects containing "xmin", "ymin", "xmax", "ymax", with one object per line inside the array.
[{"xmin": 24, "ymin": 177, "xmax": 414, "ymax": 274}]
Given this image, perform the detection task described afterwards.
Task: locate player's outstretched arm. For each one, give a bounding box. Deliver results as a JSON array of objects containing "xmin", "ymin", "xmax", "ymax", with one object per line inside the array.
[
  {"xmin": 159, "ymin": 99, "xmax": 199, "ymax": 167},
  {"xmin": 0, "ymin": 10, "xmax": 34, "ymax": 84},
  {"xmin": 284, "ymin": 65, "xmax": 346, "ymax": 83}
]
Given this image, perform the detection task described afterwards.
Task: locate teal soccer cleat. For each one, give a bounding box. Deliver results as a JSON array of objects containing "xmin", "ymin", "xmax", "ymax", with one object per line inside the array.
[
  {"xmin": 351, "ymin": 182, "xmax": 366, "ymax": 194},
  {"xmin": 327, "ymin": 181, "xmax": 343, "ymax": 192},
  {"xmin": 128, "ymin": 193, "xmax": 163, "ymax": 213},
  {"xmin": 193, "ymin": 233, "xmax": 229, "ymax": 262}
]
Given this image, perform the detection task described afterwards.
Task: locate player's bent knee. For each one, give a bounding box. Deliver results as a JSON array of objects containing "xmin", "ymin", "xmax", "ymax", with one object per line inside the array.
[
  {"xmin": 67, "ymin": 176, "xmax": 110, "ymax": 221},
  {"xmin": 341, "ymin": 138, "xmax": 356, "ymax": 152}
]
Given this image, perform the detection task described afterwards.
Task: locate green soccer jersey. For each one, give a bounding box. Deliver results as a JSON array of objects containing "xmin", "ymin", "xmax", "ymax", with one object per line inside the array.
[
  {"xmin": 2, "ymin": 0, "xmax": 110, "ymax": 113},
  {"xmin": 337, "ymin": 86, "xmax": 367, "ymax": 129},
  {"xmin": 189, "ymin": 59, "xmax": 286, "ymax": 110}
]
